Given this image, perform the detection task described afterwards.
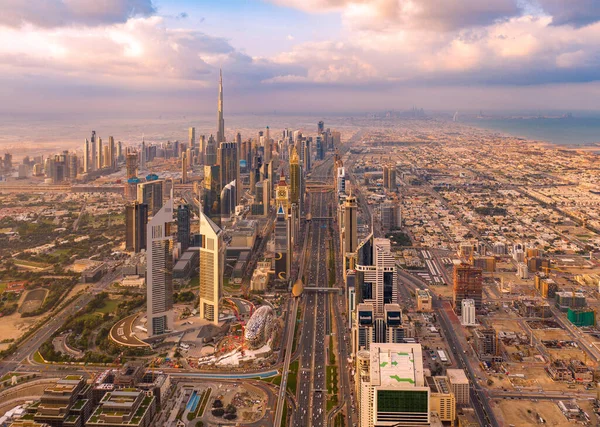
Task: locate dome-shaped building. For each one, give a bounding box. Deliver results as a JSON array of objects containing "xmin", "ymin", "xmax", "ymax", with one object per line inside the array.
[{"xmin": 244, "ymin": 306, "xmax": 275, "ymax": 349}]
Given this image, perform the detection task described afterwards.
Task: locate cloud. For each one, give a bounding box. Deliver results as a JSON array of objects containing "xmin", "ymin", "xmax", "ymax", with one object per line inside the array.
[
  {"xmin": 537, "ymin": 0, "xmax": 600, "ymax": 28},
  {"xmin": 269, "ymin": 0, "xmax": 522, "ymax": 31},
  {"xmin": 0, "ymin": 0, "xmax": 156, "ymax": 28}
]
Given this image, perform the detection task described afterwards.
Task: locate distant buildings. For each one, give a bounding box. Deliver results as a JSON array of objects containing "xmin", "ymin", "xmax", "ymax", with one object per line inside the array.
[
  {"xmin": 198, "ymin": 209, "xmax": 224, "ymax": 325},
  {"xmin": 453, "ymin": 263, "xmax": 482, "ymax": 314},
  {"xmin": 146, "ymin": 197, "xmax": 174, "ymax": 337}
]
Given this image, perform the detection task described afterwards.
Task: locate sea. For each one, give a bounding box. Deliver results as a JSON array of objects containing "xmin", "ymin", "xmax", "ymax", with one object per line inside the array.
[{"xmin": 460, "ymin": 115, "xmax": 600, "ymax": 147}]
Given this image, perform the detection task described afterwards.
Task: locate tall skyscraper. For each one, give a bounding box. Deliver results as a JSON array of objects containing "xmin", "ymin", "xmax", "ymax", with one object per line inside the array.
[
  {"xmin": 90, "ymin": 131, "xmax": 97, "ymax": 172},
  {"xmin": 189, "ymin": 127, "xmax": 195, "ymax": 150},
  {"xmin": 146, "ymin": 196, "xmax": 174, "ymax": 337},
  {"xmin": 353, "ymin": 303, "xmax": 404, "ymax": 354},
  {"xmin": 140, "ymin": 139, "xmax": 147, "ymax": 170},
  {"xmin": 181, "ymin": 152, "xmax": 188, "ymax": 184},
  {"xmin": 318, "ymin": 120, "xmax": 324, "ymax": 134},
  {"xmin": 453, "ymin": 263, "xmax": 483, "ymax": 314},
  {"xmin": 205, "ymin": 135, "xmax": 217, "ymax": 166},
  {"xmin": 203, "ymin": 164, "xmax": 221, "ymax": 227},
  {"xmin": 108, "ymin": 136, "xmax": 115, "ymax": 169},
  {"xmin": 126, "ymin": 151, "xmax": 138, "ymax": 179},
  {"xmin": 199, "ymin": 209, "xmax": 224, "ymax": 325},
  {"xmin": 83, "ymin": 139, "xmax": 90, "ymax": 173},
  {"xmin": 137, "ymin": 180, "xmax": 164, "ymax": 216},
  {"xmin": 343, "ymin": 194, "xmax": 358, "ymax": 269},
  {"xmin": 355, "ymin": 235, "xmax": 398, "ymax": 316},
  {"xmin": 289, "ymin": 146, "xmax": 301, "ymax": 206},
  {"xmin": 216, "ymin": 69, "xmax": 225, "ymax": 143},
  {"xmin": 176, "ymin": 204, "xmax": 191, "ymax": 252},
  {"xmin": 96, "ymin": 137, "xmax": 103, "ymax": 170},
  {"xmin": 116, "ymin": 140, "xmax": 123, "ymax": 162},
  {"xmin": 125, "ymin": 201, "xmax": 148, "ymax": 253},
  {"xmin": 383, "ymin": 164, "xmax": 397, "ymax": 191},
  {"xmin": 275, "ymin": 171, "xmax": 291, "ymax": 282},
  {"xmin": 217, "ymin": 142, "xmax": 238, "ymax": 192}
]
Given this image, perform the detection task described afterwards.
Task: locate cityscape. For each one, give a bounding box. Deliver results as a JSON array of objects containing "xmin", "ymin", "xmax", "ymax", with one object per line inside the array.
[{"xmin": 3, "ymin": 1, "xmax": 600, "ymax": 427}]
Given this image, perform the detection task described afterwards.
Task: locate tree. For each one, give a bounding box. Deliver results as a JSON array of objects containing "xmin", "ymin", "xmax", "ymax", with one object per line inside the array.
[
  {"xmin": 225, "ymin": 404, "xmax": 236, "ymax": 415},
  {"xmin": 212, "ymin": 399, "xmax": 223, "ymax": 408},
  {"xmin": 211, "ymin": 408, "xmax": 224, "ymax": 417}
]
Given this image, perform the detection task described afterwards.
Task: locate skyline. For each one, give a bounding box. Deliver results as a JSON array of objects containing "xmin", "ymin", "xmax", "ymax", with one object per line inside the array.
[{"xmin": 3, "ymin": 0, "xmax": 600, "ymax": 115}]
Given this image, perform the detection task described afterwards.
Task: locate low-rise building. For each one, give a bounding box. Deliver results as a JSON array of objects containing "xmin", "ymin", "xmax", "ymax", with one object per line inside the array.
[{"xmin": 86, "ymin": 390, "xmax": 156, "ymax": 427}]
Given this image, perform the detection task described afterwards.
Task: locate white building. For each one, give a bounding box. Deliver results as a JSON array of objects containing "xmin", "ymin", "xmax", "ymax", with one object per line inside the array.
[
  {"xmin": 517, "ymin": 262, "xmax": 529, "ymax": 279},
  {"xmin": 357, "ymin": 343, "xmax": 430, "ymax": 427},
  {"xmin": 198, "ymin": 209, "xmax": 225, "ymax": 325},
  {"xmin": 461, "ymin": 299, "xmax": 477, "ymax": 326},
  {"xmin": 146, "ymin": 196, "xmax": 174, "ymax": 336}
]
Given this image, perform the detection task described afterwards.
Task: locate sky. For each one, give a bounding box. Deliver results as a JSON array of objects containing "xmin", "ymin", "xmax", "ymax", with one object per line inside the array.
[{"xmin": 2, "ymin": 0, "xmax": 600, "ymax": 116}]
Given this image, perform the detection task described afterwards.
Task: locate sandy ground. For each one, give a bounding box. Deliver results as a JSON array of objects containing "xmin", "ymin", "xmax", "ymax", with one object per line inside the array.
[
  {"xmin": 0, "ymin": 312, "xmax": 39, "ymax": 341},
  {"xmin": 495, "ymin": 399, "xmax": 568, "ymax": 426}
]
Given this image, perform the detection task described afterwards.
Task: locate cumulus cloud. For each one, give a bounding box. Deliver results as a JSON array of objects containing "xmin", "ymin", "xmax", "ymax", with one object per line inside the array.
[
  {"xmin": 0, "ymin": 0, "xmax": 156, "ymax": 28},
  {"xmin": 537, "ymin": 0, "xmax": 600, "ymax": 28}
]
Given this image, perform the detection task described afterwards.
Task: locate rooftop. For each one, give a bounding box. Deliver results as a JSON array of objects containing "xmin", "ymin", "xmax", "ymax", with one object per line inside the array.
[{"xmin": 370, "ymin": 343, "xmax": 424, "ymax": 388}]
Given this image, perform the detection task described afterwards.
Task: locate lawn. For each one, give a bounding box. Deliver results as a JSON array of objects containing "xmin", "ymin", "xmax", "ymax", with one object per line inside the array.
[
  {"xmin": 291, "ymin": 304, "xmax": 302, "ymax": 353},
  {"xmin": 287, "ymin": 360, "xmax": 299, "ymax": 395},
  {"xmin": 95, "ymin": 299, "xmax": 118, "ymax": 314}
]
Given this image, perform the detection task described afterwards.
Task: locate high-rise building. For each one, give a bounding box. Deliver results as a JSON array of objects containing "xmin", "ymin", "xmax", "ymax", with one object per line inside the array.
[
  {"xmin": 137, "ymin": 180, "xmax": 164, "ymax": 217},
  {"xmin": 353, "ymin": 303, "xmax": 404, "ymax": 354},
  {"xmin": 181, "ymin": 151, "xmax": 188, "ymax": 184},
  {"xmin": 96, "ymin": 136, "xmax": 103, "ymax": 170},
  {"xmin": 108, "ymin": 136, "xmax": 115, "ymax": 169},
  {"xmin": 83, "ymin": 139, "xmax": 90, "ymax": 173},
  {"xmin": 303, "ymin": 139, "xmax": 311, "ymax": 171},
  {"xmin": 205, "ymin": 135, "xmax": 217, "ymax": 166},
  {"xmin": 202, "ymin": 164, "xmax": 221, "ymax": 227},
  {"xmin": 357, "ymin": 343, "xmax": 430, "ymax": 427},
  {"xmin": 216, "ymin": 69, "xmax": 225, "ymax": 143},
  {"xmin": 199, "ymin": 209, "xmax": 224, "ymax": 325},
  {"xmin": 343, "ymin": 195, "xmax": 358, "ymax": 268},
  {"xmin": 177, "ymin": 204, "xmax": 191, "ymax": 252},
  {"xmin": 446, "ymin": 369, "xmax": 470, "ymax": 405},
  {"xmin": 140, "ymin": 139, "xmax": 146, "ymax": 170},
  {"xmin": 220, "ymin": 180, "xmax": 236, "ymax": 216},
  {"xmin": 90, "ymin": 130, "xmax": 97, "ymax": 172},
  {"xmin": 125, "ymin": 201, "xmax": 148, "ymax": 253},
  {"xmin": 318, "ymin": 120, "xmax": 324, "ymax": 134},
  {"xmin": 383, "ymin": 164, "xmax": 397, "ymax": 191},
  {"xmin": 289, "ymin": 146, "xmax": 301, "ymax": 205},
  {"xmin": 355, "ymin": 235, "xmax": 398, "ymax": 316},
  {"xmin": 116, "ymin": 140, "xmax": 123, "ymax": 162},
  {"xmin": 126, "ymin": 151, "xmax": 138, "ymax": 179},
  {"xmin": 453, "ymin": 263, "xmax": 483, "ymax": 314},
  {"xmin": 275, "ymin": 171, "xmax": 291, "ymax": 282},
  {"xmin": 146, "ymin": 196, "xmax": 174, "ymax": 337},
  {"xmin": 217, "ymin": 142, "xmax": 238, "ymax": 193},
  {"xmin": 189, "ymin": 127, "xmax": 195, "ymax": 150}
]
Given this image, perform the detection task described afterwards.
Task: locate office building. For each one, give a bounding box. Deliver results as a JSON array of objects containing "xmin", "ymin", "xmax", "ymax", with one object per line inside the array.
[
  {"xmin": 354, "ymin": 303, "xmax": 404, "ymax": 354},
  {"xmin": 217, "ymin": 142, "xmax": 238, "ymax": 206},
  {"xmin": 453, "ymin": 263, "xmax": 482, "ymax": 314},
  {"xmin": 125, "ymin": 202, "xmax": 148, "ymax": 253},
  {"xmin": 202, "ymin": 164, "xmax": 221, "ymax": 227},
  {"xmin": 205, "ymin": 134, "xmax": 217, "ymax": 166},
  {"xmin": 146, "ymin": 197, "xmax": 174, "ymax": 337},
  {"xmin": 189, "ymin": 127, "xmax": 195, "ymax": 150},
  {"xmin": 216, "ymin": 69, "xmax": 225, "ymax": 143},
  {"xmin": 27, "ymin": 375, "xmax": 92, "ymax": 427},
  {"xmin": 220, "ymin": 180, "xmax": 236, "ymax": 216},
  {"xmin": 355, "ymin": 235, "xmax": 398, "ymax": 316},
  {"xmin": 383, "ymin": 163, "xmax": 397, "ymax": 191},
  {"xmin": 416, "ymin": 289, "xmax": 432, "ymax": 312},
  {"xmin": 274, "ymin": 171, "xmax": 292, "ymax": 283},
  {"xmin": 137, "ymin": 179, "xmax": 164, "ymax": 216},
  {"xmin": 96, "ymin": 136, "xmax": 103, "ymax": 170},
  {"xmin": 177, "ymin": 204, "xmax": 191, "ymax": 252},
  {"xmin": 427, "ymin": 376, "xmax": 456, "ymax": 423},
  {"xmin": 199, "ymin": 209, "xmax": 225, "ymax": 325},
  {"xmin": 181, "ymin": 151, "xmax": 188, "ymax": 184},
  {"xmin": 461, "ymin": 299, "xmax": 477, "ymax": 326},
  {"xmin": 83, "ymin": 138, "xmax": 90, "ymax": 173},
  {"xmin": 318, "ymin": 120, "xmax": 324, "ymax": 134},
  {"xmin": 343, "ymin": 194, "xmax": 358, "ymax": 271},
  {"xmin": 87, "ymin": 390, "xmax": 156, "ymax": 427},
  {"xmin": 90, "ymin": 130, "xmax": 97, "ymax": 172},
  {"xmin": 357, "ymin": 343, "xmax": 429, "ymax": 427},
  {"xmin": 446, "ymin": 369, "xmax": 470, "ymax": 405}
]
